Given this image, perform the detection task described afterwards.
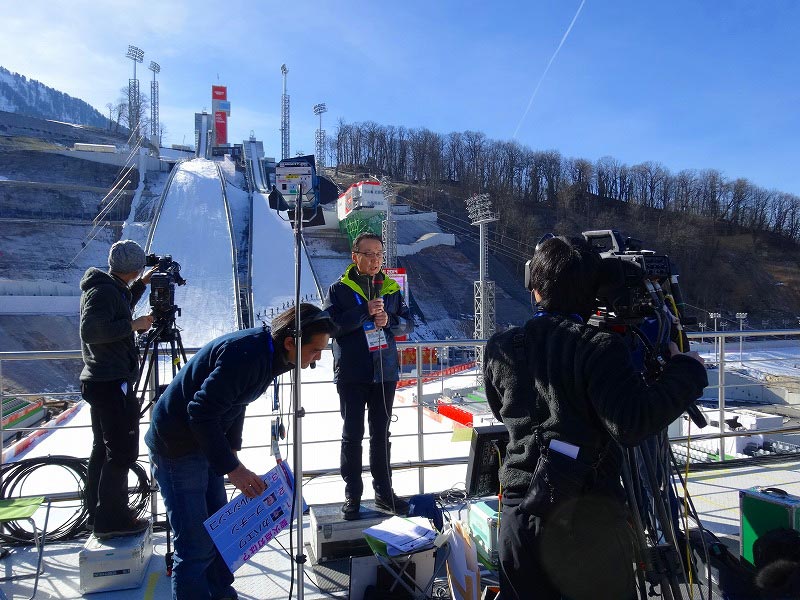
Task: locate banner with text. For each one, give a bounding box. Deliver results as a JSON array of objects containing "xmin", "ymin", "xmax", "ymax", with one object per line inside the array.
[
  {"xmin": 204, "ymin": 462, "xmax": 294, "ymax": 573},
  {"xmin": 214, "ymin": 111, "xmax": 228, "ymax": 145},
  {"xmin": 384, "ymin": 267, "xmax": 408, "ymax": 341}
]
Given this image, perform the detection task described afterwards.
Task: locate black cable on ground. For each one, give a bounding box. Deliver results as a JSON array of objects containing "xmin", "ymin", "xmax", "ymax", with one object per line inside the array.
[{"xmin": 0, "ymin": 456, "xmax": 150, "ymax": 544}]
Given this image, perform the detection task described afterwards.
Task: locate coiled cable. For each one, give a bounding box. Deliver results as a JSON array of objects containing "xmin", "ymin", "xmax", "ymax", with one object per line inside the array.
[{"xmin": 0, "ymin": 455, "xmax": 150, "ymax": 544}]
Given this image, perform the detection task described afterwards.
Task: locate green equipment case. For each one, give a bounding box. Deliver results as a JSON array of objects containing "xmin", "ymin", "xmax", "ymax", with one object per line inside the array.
[
  {"xmin": 468, "ymin": 498, "xmax": 500, "ymax": 567},
  {"xmin": 739, "ymin": 486, "xmax": 800, "ymax": 566}
]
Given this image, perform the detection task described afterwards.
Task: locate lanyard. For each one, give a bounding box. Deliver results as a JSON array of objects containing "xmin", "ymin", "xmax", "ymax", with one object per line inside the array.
[{"xmin": 532, "ymin": 310, "xmax": 584, "ymax": 324}]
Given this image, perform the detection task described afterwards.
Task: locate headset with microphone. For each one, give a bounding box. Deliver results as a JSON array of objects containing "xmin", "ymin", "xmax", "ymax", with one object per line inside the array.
[{"xmin": 286, "ymin": 310, "xmax": 335, "ymax": 369}]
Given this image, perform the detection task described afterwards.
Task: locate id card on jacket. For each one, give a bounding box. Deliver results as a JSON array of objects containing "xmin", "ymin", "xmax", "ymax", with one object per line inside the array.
[{"xmin": 363, "ymin": 321, "xmax": 388, "ymax": 352}]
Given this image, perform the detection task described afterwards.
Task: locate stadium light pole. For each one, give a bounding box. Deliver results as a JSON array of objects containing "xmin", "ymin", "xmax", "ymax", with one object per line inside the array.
[
  {"xmin": 126, "ymin": 45, "xmax": 144, "ymax": 139},
  {"xmin": 465, "ymin": 193, "xmax": 498, "ymax": 383},
  {"xmin": 148, "ymin": 61, "xmax": 160, "ymax": 146},
  {"xmin": 313, "ymin": 103, "xmax": 327, "ymax": 170},
  {"xmin": 736, "ymin": 312, "xmax": 747, "ymax": 364},
  {"xmin": 699, "ymin": 321, "xmax": 707, "ymax": 345},
  {"xmin": 709, "ymin": 312, "xmax": 721, "ymax": 364}
]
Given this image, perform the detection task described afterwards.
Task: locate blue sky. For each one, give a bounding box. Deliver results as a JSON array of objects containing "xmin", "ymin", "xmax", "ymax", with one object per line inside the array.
[{"xmin": 2, "ymin": 0, "xmax": 799, "ymax": 194}]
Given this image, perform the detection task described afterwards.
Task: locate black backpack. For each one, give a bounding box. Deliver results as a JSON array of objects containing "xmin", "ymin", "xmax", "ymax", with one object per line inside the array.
[{"xmin": 687, "ymin": 527, "xmax": 760, "ymax": 600}]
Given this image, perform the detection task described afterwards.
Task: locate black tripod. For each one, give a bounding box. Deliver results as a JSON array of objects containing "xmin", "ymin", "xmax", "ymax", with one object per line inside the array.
[
  {"xmin": 134, "ymin": 310, "xmax": 187, "ymax": 576},
  {"xmin": 136, "ymin": 313, "xmax": 187, "ymax": 418},
  {"xmin": 607, "ymin": 323, "xmax": 710, "ymax": 600}
]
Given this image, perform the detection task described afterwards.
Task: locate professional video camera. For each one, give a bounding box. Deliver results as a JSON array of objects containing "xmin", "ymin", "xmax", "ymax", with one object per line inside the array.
[
  {"xmin": 524, "ymin": 229, "xmax": 688, "ymax": 325},
  {"xmin": 525, "ymin": 229, "xmax": 706, "ymax": 427},
  {"xmin": 144, "ymin": 253, "xmax": 186, "ymax": 323},
  {"xmin": 581, "ymin": 229, "xmax": 694, "ymax": 326}
]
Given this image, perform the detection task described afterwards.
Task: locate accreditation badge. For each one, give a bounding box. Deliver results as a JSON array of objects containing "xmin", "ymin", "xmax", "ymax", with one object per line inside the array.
[{"xmin": 363, "ymin": 321, "xmax": 388, "ymax": 352}]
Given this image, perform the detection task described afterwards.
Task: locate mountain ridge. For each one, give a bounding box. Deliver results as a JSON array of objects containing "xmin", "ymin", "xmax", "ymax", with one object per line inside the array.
[{"xmin": 0, "ymin": 65, "xmax": 107, "ymax": 129}]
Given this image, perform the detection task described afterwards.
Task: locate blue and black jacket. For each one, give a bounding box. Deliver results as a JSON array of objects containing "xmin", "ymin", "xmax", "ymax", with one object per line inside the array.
[
  {"xmin": 145, "ymin": 326, "xmax": 291, "ymax": 476},
  {"xmin": 324, "ymin": 264, "xmax": 413, "ymax": 384}
]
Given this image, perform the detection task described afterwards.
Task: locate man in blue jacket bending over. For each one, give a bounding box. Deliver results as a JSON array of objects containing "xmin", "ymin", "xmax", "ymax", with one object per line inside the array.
[
  {"xmin": 145, "ymin": 304, "xmax": 333, "ymax": 600},
  {"xmin": 324, "ymin": 232, "xmax": 414, "ymax": 521}
]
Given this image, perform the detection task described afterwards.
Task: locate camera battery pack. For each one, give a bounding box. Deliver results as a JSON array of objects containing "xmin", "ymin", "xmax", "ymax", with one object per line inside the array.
[
  {"xmin": 79, "ymin": 522, "xmax": 153, "ymax": 594},
  {"xmin": 468, "ymin": 498, "xmax": 500, "ymax": 567},
  {"xmin": 739, "ymin": 486, "xmax": 800, "ymax": 566}
]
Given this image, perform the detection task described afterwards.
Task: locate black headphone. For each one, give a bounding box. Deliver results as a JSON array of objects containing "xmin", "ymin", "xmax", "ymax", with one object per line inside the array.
[{"xmin": 524, "ymin": 233, "xmax": 556, "ymax": 291}]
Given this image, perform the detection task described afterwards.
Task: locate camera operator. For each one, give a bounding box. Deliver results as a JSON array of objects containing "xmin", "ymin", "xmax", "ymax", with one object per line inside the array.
[
  {"xmin": 79, "ymin": 239, "xmax": 155, "ymax": 539},
  {"xmin": 484, "ymin": 236, "xmax": 708, "ymax": 600},
  {"xmin": 145, "ymin": 304, "xmax": 334, "ymax": 600}
]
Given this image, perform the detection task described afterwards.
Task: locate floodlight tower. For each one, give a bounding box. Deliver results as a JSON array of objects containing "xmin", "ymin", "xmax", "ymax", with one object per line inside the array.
[
  {"xmin": 280, "ymin": 64, "xmax": 290, "ymax": 160},
  {"xmin": 148, "ymin": 61, "xmax": 160, "ymax": 146},
  {"xmin": 380, "ymin": 177, "xmax": 397, "ymax": 269},
  {"xmin": 313, "ymin": 103, "xmax": 327, "ymax": 170},
  {"xmin": 126, "ymin": 45, "xmax": 144, "ymax": 139},
  {"xmin": 465, "ymin": 193, "xmax": 498, "ymax": 381}
]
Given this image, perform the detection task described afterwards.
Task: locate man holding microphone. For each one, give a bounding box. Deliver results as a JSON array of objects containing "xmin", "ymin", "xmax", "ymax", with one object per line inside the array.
[{"xmin": 324, "ymin": 232, "xmax": 414, "ymax": 520}]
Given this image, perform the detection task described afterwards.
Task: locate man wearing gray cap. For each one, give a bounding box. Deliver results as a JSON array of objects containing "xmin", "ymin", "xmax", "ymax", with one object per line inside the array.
[{"xmin": 79, "ymin": 239, "xmax": 155, "ymax": 539}]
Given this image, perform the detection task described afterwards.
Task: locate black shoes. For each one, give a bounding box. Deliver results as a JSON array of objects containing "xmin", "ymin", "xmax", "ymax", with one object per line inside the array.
[
  {"xmin": 94, "ymin": 517, "xmax": 150, "ymax": 541},
  {"xmin": 341, "ymin": 498, "xmax": 361, "ymax": 521},
  {"xmin": 374, "ymin": 491, "xmax": 410, "ymax": 516}
]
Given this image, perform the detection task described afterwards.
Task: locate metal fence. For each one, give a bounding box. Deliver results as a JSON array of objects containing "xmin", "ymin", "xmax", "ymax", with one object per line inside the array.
[{"xmin": 2, "ymin": 330, "xmax": 800, "ymax": 493}]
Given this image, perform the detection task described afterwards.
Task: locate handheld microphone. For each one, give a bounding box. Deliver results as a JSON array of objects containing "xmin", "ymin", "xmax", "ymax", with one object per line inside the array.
[
  {"xmin": 372, "ymin": 272, "xmax": 386, "ymax": 329},
  {"xmin": 372, "ymin": 272, "xmax": 385, "ymax": 299}
]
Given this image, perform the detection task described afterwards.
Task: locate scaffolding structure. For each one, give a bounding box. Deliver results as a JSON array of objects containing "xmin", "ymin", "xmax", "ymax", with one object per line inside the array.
[
  {"xmin": 465, "ymin": 193, "xmax": 498, "ymax": 382},
  {"xmin": 280, "ymin": 65, "xmax": 290, "ymax": 160},
  {"xmin": 380, "ymin": 177, "xmax": 397, "ymax": 269}
]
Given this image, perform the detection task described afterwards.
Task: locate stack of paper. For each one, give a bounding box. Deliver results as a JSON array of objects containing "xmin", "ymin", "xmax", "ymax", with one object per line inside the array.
[{"xmin": 363, "ymin": 516, "xmax": 438, "ymax": 556}]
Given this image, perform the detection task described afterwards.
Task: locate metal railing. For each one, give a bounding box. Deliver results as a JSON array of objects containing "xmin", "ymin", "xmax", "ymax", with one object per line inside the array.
[{"xmin": 2, "ymin": 330, "xmax": 799, "ymax": 493}]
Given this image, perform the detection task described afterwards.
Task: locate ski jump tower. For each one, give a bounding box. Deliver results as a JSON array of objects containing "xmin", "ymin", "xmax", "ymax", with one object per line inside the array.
[{"xmin": 466, "ymin": 193, "xmax": 498, "ymax": 382}]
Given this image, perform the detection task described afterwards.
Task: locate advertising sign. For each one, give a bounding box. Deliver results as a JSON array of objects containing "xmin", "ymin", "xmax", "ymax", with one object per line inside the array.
[
  {"xmin": 384, "ymin": 267, "xmax": 408, "ymax": 342},
  {"xmin": 204, "ymin": 462, "xmax": 295, "ymax": 573},
  {"xmin": 214, "ymin": 111, "xmax": 228, "ymax": 145},
  {"xmin": 212, "ymin": 85, "xmax": 227, "ymax": 100}
]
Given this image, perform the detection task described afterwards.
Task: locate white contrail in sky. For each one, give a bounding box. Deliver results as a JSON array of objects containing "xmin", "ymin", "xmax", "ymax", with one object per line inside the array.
[{"xmin": 512, "ymin": 0, "xmax": 586, "ymax": 139}]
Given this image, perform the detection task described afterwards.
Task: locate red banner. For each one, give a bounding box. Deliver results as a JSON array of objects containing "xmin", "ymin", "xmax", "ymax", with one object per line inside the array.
[
  {"xmin": 214, "ymin": 111, "xmax": 227, "ymax": 145},
  {"xmin": 212, "ymin": 85, "xmax": 227, "ymax": 100}
]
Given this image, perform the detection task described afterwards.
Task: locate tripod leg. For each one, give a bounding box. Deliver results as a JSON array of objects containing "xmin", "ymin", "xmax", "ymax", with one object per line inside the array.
[
  {"xmin": 638, "ymin": 444, "xmax": 688, "ymax": 600},
  {"xmin": 169, "ymin": 338, "xmax": 180, "ymax": 378},
  {"xmin": 622, "ymin": 449, "xmax": 650, "ymax": 600}
]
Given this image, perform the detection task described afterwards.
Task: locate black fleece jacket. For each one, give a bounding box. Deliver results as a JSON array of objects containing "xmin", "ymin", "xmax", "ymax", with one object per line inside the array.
[
  {"xmin": 484, "ymin": 315, "xmax": 708, "ymax": 498},
  {"xmin": 79, "ymin": 267, "xmax": 146, "ymax": 382}
]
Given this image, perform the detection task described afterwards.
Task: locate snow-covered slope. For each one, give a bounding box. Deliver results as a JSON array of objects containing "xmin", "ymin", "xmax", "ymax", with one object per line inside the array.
[
  {"xmin": 140, "ymin": 159, "xmax": 238, "ymax": 347},
  {"xmin": 251, "ymin": 191, "xmax": 321, "ymax": 318}
]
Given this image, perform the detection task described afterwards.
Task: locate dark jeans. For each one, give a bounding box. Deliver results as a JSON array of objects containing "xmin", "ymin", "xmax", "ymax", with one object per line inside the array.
[
  {"xmin": 499, "ymin": 495, "xmax": 636, "ymax": 600},
  {"xmin": 150, "ymin": 450, "xmax": 236, "ymax": 600},
  {"xmin": 81, "ymin": 379, "xmax": 140, "ymax": 529},
  {"xmin": 338, "ymin": 381, "xmax": 396, "ymax": 499}
]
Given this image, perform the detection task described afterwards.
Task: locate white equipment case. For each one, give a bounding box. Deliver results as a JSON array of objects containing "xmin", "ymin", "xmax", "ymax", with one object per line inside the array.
[{"xmin": 79, "ymin": 522, "xmax": 153, "ymax": 594}]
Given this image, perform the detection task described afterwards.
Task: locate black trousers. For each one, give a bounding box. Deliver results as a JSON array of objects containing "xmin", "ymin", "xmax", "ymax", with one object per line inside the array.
[
  {"xmin": 337, "ymin": 381, "xmax": 396, "ymax": 499},
  {"xmin": 81, "ymin": 379, "xmax": 140, "ymax": 529},
  {"xmin": 499, "ymin": 495, "xmax": 636, "ymax": 600}
]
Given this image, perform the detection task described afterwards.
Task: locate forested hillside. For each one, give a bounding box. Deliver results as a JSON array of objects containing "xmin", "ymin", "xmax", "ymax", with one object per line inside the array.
[
  {"xmin": 331, "ymin": 121, "xmax": 800, "ymax": 326},
  {"xmin": 0, "ymin": 66, "xmax": 107, "ymax": 128}
]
